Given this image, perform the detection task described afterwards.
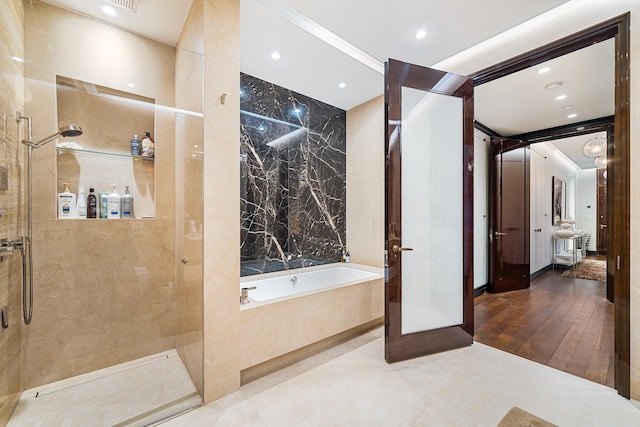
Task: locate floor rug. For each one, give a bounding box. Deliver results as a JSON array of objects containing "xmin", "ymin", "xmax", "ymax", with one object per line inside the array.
[
  {"xmin": 497, "ymin": 407, "xmax": 558, "ymax": 427},
  {"xmin": 561, "ymin": 259, "xmax": 606, "ymax": 282}
]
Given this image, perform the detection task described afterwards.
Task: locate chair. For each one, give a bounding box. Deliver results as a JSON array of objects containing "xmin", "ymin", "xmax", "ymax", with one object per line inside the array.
[{"xmin": 576, "ymin": 232, "xmax": 590, "ymax": 258}]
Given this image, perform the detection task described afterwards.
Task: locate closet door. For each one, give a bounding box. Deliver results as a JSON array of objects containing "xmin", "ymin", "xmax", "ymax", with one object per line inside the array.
[{"xmin": 489, "ymin": 137, "xmax": 530, "ymax": 293}]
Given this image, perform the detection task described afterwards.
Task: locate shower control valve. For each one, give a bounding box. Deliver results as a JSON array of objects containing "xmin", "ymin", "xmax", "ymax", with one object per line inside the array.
[{"xmin": 0, "ymin": 238, "xmax": 14, "ymax": 260}]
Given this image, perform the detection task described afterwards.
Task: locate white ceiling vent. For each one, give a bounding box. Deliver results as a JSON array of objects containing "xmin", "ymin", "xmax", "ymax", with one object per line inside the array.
[{"xmin": 105, "ymin": 0, "xmax": 138, "ymax": 13}]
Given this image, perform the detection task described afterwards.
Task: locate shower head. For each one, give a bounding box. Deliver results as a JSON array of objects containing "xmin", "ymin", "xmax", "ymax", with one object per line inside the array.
[
  {"xmin": 25, "ymin": 124, "xmax": 83, "ymax": 149},
  {"xmin": 60, "ymin": 124, "xmax": 83, "ymax": 138}
]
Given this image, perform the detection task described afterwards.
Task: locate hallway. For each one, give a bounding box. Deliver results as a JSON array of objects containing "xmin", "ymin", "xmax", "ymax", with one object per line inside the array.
[{"xmin": 475, "ymin": 268, "xmax": 614, "ymax": 387}]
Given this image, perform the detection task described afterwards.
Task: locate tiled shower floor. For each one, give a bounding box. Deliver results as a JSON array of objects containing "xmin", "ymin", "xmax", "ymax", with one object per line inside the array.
[{"xmin": 8, "ymin": 349, "xmax": 200, "ymax": 427}]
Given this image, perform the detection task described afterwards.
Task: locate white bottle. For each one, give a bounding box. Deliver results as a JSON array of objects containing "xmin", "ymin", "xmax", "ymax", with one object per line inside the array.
[
  {"xmin": 107, "ymin": 185, "xmax": 121, "ymax": 219},
  {"xmin": 76, "ymin": 187, "xmax": 87, "ymax": 218},
  {"xmin": 121, "ymin": 185, "xmax": 134, "ymax": 219},
  {"xmin": 58, "ymin": 182, "xmax": 76, "ymax": 219}
]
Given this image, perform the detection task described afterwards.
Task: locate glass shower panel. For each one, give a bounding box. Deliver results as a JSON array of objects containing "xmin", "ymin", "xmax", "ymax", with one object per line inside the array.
[
  {"xmin": 9, "ymin": 2, "xmax": 204, "ymax": 425},
  {"xmin": 400, "ymin": 86, "xmax": 463, "ymax": 335}
]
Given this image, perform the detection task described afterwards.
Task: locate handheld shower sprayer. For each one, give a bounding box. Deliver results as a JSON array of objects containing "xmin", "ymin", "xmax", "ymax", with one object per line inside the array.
[
  {"xmin": 14, "ymin": 113, "xmax": 84, "ymax": 325},
  {"xmin": 16, "ymin": 114, "xmax": 83, "ymax": 149}
]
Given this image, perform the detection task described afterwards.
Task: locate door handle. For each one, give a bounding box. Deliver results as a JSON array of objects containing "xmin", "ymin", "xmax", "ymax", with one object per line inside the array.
[
  {"xmin": 495, "ymin": 232, "xmax": 507, "ymax": 236},
  {"xmin": 600, "ymin": 224, "xmax": 607, "ymax": 229},
  {"xmin": 392, "ymin": 245, "xmax": 413, "ymax": 253}
]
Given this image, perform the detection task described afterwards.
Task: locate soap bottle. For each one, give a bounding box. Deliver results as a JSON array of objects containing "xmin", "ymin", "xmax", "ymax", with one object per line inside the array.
[
  {"xmin": 87, "ymin": 188, "xmax": 97, "ymax": 219},
  {"xmin": 345, "ymin": 251, "xmax": 351, "ymax": 263},
  {"xmin": 121, "ymin": 185, "xmax": 134, "ymax": 219},
  {"xmin": 76, "ymin": 187, "xmax": 87, "ymax": 218},
  {"xmin": 57, "ymin": 183, "xmax": 76, "ymax": 219},
  {"xmin": 107, "ymin": 185, "xmax": 121, "ymax": 219},
  {"xmin": 130, "ymin": 134, "xmax": 141, "ymax": 156},
  {"xmin": 141, "ymin": 132, "xmax": 154, "ymax": 158}
]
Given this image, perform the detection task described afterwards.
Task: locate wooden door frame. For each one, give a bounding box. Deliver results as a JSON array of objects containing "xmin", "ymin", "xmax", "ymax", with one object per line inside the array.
[{"xmin": 471, "ymin": 14, "xmax": 631, "ymax": 398}]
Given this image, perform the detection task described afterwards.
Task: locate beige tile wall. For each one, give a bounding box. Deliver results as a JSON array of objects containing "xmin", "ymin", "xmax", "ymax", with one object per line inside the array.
[
  {"xmin": 22, "ymin": 0, "xmax": 177, "ymax": 388},
  {"xmin": 346, "ymin": 96, "xmax": 385, "ymax": 268},
  {"xmin": 201, "ymin": 0, "xmax": 242, "ymax": 403},
  {"xmin": 0, "ymin": 0, "xmax": 24, "ymax": 423}
]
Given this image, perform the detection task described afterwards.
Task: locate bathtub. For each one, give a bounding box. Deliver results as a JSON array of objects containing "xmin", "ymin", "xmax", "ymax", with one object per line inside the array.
[
  {"xmin": 240, "ymin": 264, "xmax": 382, "ymax": 306},
  {"xmin": 239, "ymin": 263, "xmax": 384, "ymax": 373}
]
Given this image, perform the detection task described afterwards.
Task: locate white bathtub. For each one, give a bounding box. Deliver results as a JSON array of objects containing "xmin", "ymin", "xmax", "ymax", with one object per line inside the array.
[
  {"xmin": 240, "ymin": 263, "xmax": 382, "ymax": 307},
  {"xmin": 239, "ymin": 262, "xmax": 385, "ymax": 371}
]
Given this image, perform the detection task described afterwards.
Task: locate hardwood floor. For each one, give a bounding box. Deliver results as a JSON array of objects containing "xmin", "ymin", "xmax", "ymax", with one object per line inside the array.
[{"xmin": 474, "ymin": 268, "xmax": 614, "ymax": 388}]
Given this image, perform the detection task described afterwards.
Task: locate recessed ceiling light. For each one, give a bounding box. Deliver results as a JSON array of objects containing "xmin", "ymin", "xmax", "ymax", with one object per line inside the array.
[
  {"xmin": 271, "ymin": 51, "xmax": 281, "ymax": 60},
  {"xmin": 555, "ymin": 94, "xmax": 567, "ymax": 101},
  {"xmin": 576, "ymin": 126, "xmax": 585, "ymax": 131},
  {"xmin": 537, "ymin": 67, "xmax": 551, "ymax": 74},
  {"xmin": 567, "ymin": 113, "xmax": 578, "ymax": 118},
  {"xmin": 338, "ymin": 82, "xmax": 346, "ymax": 89},
  {"xmin": 544, "ymin": 81, "xmax": 563, "ymax": 91},
  {"xmin": 126, "ymin": 82, "xmax": 135, "ymax": 88},
  {"xmin": 11, "ymin": 56, "xmax": 24, "ymax": 63},
  {"xmin": 194, "ymin": 144, "xmax": 199, "ymax": 148},
  {"xmin": 415, "ymin": 30, "xmax": 427, "ymax": 39},
  {"xmin": 100, "ymin": 4, "xmax": 118, "ymax": 17}
]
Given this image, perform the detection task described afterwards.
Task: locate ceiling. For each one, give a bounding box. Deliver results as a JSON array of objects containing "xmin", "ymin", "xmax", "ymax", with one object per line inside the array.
[
  {"xmin": 475, "ymin": 38, "xmax": 614, "ymax": 137},
  {"xmin": 40, "ymin": 0, "xmax": 613, "ymax": 169},
  {"xmin": 549, "ymin": 131, "xmax": 608, "ymax": 170}
]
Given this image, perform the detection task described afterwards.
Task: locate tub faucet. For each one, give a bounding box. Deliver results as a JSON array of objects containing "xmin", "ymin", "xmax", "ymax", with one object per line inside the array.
[
  {"xmin": 240, "ymin": 286, "xmax": 256, "ymax": 304},
  {"xmin": 290, "ymin": 276, "xmax": 297, "ymax": 286}
]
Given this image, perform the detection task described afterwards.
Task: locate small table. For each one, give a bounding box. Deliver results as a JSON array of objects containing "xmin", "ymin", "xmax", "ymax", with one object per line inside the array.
[{"xmin": 553, "ymin": 233, "xmax": 584, "ymax": 270}]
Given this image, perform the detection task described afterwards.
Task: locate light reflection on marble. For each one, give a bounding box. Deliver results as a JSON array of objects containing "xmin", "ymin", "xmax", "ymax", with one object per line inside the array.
[
  {"xmin": 161, "ymin": 328, "xmax": 640, "ymax": 427},
  {"xmin": 240, "ymin": 73, "xmax": 346, "ymax": 276}
]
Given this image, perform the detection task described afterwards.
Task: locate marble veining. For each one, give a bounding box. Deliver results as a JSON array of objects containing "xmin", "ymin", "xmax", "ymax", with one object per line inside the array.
[{"xmin": 240, "ymin": 73, "xmax": 346, "ymax": 276}]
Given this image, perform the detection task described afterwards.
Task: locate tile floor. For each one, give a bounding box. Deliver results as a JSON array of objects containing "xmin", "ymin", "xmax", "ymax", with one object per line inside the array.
[
  {"xmin": 8, "ymin": 349, "xmax": 200, "ymax": 427},
  {"xmin": 160, "ymin": 327, "xmax": 640, "ymax": 427}
]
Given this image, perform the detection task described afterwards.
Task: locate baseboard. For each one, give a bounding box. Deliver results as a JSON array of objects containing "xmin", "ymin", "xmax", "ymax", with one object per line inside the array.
[
  {"xmin": 240, "ymin": 317, "xmax": 384, "ymax": 385},
  {"xmin": 531, "ymin": 264, "xmax": 553, "ymax": 281},
  {"xmin": 474, "ymin": 285, "xmax": 488, "ymax": 298}
]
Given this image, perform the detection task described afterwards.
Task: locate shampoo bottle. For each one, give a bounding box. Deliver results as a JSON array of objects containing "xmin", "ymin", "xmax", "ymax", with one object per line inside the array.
[
  {"xmin": 107, "ymin": 185, "xmax": 121, "ymax": 219},
  {"xmin": 76, "ymin": 187, "xmax": 87, "ymax": 218},
  {"xmin": 99, "ymin": 192, "xmax": 108, "ymax": 219},
  {"xmin": 121, "ymin": 185, "xmax": 134, "ymax": 219},
  {"xmin": 58, "ymin": 183, "xmax": 76, "ymax": 219},
  {"xmin": 87, "ymin": 188, "xmax": 97, "ymax": 219},
  {"xmin": 130, "ymin": 134, "xmax": 141, "ymax": 156}
]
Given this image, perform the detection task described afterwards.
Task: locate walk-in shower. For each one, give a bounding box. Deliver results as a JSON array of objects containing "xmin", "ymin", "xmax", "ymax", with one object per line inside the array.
[{"xmin": 14, "ymin": 113, "xmax": 83, "ymax": 325}]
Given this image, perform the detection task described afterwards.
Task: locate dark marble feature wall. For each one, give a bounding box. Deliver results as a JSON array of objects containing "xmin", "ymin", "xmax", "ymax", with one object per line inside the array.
[{"xmin": 240, "ymin": 73, "xmax": 346, "ymax": 276}]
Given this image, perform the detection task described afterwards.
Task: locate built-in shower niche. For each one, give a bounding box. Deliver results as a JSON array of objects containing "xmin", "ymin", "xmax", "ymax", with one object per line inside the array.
[
  {"xmin": 240, "ymin": 73, "xmax": 346, "ymax": 276},
  {"xmin": 55, "ymin": 76, "xmax": 156, "ymax": 218}
]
